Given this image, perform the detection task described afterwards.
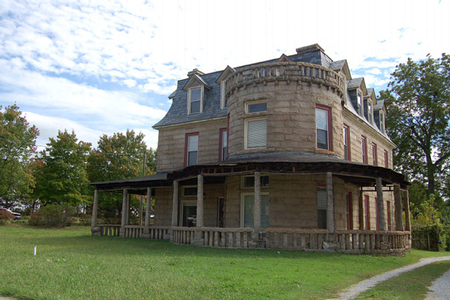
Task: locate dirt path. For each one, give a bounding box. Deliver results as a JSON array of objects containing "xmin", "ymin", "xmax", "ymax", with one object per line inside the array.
[{"xmin": 330, "ymin": 256, "xmax": 450, "ymax": 300}]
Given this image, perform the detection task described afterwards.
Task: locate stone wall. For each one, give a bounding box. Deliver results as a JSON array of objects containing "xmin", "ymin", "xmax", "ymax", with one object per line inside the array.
[
  {"xmin": 154, "ymin": 187, "xmax": 173, "ymax": 226},
  {"xmin": 156, "ymin": 118, "xmax": 227, "ymax": 172}
]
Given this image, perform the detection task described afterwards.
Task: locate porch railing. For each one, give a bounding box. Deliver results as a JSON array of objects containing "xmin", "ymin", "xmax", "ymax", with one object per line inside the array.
[
  {"xmin": 98, "ymin": 225, "xmax": 121, "ymax": 237},
  {"xmin": 172, "ymin": 227, "xmax": 254, "ymax": 248}
]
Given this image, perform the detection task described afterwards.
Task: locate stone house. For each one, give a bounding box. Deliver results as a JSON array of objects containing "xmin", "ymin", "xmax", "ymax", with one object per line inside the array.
[{"xmin": 91, "ymin": 44, "xmax": 411, "ymax": 254}]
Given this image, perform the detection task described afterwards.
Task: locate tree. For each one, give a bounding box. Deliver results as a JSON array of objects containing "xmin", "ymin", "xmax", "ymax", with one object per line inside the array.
[
  {"xmin": 87, "ymin": 130, "xmax": 156, "ymax": 219},
  {"xmin": 0, "ymin": 104, "xmax": 39, "ymax": 207},
  {"xmin": 380, "ymin": 53, "xmax": 450, "ymax": 198},
  {"xmin": 33, "ymin": 130, "xmax": 91, "ymax": 207}
]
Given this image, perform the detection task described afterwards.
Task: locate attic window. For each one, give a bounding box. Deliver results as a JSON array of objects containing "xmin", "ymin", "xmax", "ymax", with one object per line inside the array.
[
  {"xmin": 357, "ymin": 93, "xmax": 363, "ymax": 116},
  {"xmin": 188, "ymin": 87, "xmax": 203, "ymax": 114},
  {"xmin": 379, "ymin": 111, "xmax": 386, "ymax": 134},
  {"xmin": 368, "ymin": 100, "xmax": 373, "ymax": 124}
]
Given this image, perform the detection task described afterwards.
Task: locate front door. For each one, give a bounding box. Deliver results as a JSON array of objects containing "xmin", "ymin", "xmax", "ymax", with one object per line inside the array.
[{"xmin": 182, "ymin": 201, "xmax": 197, "ymax": 227}]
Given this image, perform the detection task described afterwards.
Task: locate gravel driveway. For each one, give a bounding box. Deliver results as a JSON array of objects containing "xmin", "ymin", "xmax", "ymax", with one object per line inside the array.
[{"xmin": 330, "ymin": 256, "xmax": 450, "ymax": 300}]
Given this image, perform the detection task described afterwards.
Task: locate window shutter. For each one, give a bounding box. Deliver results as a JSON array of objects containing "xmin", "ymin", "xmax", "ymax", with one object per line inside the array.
[{"xmin": 247, "ymin": 119, "xmax": 266, "ymax": 148}]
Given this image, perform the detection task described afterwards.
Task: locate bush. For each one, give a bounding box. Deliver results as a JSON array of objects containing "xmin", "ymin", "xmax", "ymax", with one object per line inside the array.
[
  {"xmin": 29, "ymin": 205, "xmax": 75, "ymax": 228},
  {"xmin": 0, "ymin": 209, "xmax": 14, "ymax": 225},
  {"xmin": 71, "ymin": 214, "xmax": 91, "ymax": 226}
]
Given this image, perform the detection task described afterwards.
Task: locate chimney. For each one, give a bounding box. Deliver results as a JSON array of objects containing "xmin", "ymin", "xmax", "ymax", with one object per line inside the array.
[
  {"xmin": 296, "ymin": 44, "xmax": 325, "ymax": 55},
  {"xmin": 187, "ymin": 68, "xmax": 205, "ymax": 77}
]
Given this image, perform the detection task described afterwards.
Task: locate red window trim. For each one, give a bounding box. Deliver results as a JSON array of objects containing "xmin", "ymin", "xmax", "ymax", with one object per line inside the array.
[
  {"xmin": 361, "ymin": 135, "xmax": 367, "ymax": 164},
  {"xmin": 219, "ymin": 128, "xmax": 227, "ymax": 161},
  {"xmin": 372, "ymin": 142, "xmax": 378, "ymax": 166},
  {"xmin": 364, "ymin": 195, "xmax": 370, "ymax": 230},
  {"xmin": 343, "ymin": 124, "xmax": 351, "ymax": 160},
  {"xmin": 375, "ymin": 197, "xmax": 379, "ymax": 230},
  {"xmin": 185, "ymin": 132, "xmax": 199, "ymax": 167},
  {"xmin": 316, "ymin": 104, "xmax": 333, "ymax": 151}
]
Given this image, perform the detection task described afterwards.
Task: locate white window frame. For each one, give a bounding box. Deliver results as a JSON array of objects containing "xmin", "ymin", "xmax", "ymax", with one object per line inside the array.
[
  {"xmin": 187, "ymin": 86, "xmax": 204, "ymax": 115},
  {"xmin": 379, "ymin": 111, "xmax": 385, "ymax": 134},
  {"xmin": 368, "ymin": 99, "xmax": 374, "ymax": 124},
  {"xmin": 186, "ymin": 134, "xmax": 199, "ymax": 166},
  {"xmin": 245, "ymin": 117, "xmax": 267, "ymax": 149},
  {"xmin": 316, "ymin": 106, "xmax": 332, "ymax": 151},
  {"xmin": 357, "ymin": 93, "xmax": 364, "ymax": 116},
  {"xmin": 240, "ymin": 192, "xmax": 270, "ymax": 228}
]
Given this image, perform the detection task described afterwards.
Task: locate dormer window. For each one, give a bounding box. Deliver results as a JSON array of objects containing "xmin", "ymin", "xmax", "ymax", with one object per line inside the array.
[
  {"xmin": 220, "ymin": 81, "xmax": 226, "ymax": 109},
  {"xmin": 368, "ymin": 100, "xmax": 373, "ymax": 124},
  {"xmin": 357, "ymin": 93, "xmax": 363, "ymax": 116},
  {"xmin": 379, "ymin": 111, "xmax": 386, "ymax": 134},
  {"xmin": 188, "ymin": 87, "xmax": 203, "ymax": 114}
]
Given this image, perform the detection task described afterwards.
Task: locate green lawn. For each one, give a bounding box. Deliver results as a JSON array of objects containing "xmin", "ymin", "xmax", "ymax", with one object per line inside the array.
[{"xmin": 0, "ymin": 224, "xmax": 449, "ymax": 300}]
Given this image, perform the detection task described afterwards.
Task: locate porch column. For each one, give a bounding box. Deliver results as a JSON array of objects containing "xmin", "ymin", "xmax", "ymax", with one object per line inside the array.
[
  {"xmin": 171, "ymin": 180, "xmax": 179, "ymax": 227},
  {"xmin": 125, "ymin": 193, "xmax": 131, "ymax": 225},
  {"xmin": 197, "ymin": 175, "xmax": 204, "ymax": 228},
  {"xmin": 253, "ymin": 171, "xmax": 261, "ymax": 233},
  {"xmin": 404, "ymin": 189, "xmax": 411, "ymax": 231},
  {"xmin": 139, "ymin": 195, "xmax": 144, "ymax": 226},
  {"xmin": 143, "ymin": 187, "xmax": 152, "ymax": 238},
  {"xmin": 91, "ymin": 189, "xmax": 100, "ymax": 236},
  {"xmin": 120, "ymin": 189, "xmax": 128, "ymax": 237},
  {"xmin": 394, "ymin": 184, "xmax": 404, "ymax": 231},
  {"xmin": 326, "ymin": 172, "xmax": 335, "ymax": 233},
  {"xmin": 376, "ymin": 177, "xmax": 386, "ymax": 231}
]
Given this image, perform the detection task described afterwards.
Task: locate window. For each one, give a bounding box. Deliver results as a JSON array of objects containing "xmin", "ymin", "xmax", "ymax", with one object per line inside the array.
[
  {"xmin": 379, "ymin": 111, "xmax": 385, "ymax": 134},
  {"xmin": 343, "ymin": 124, "xmax": 351, "ymax": 160},
  {"xmin": 316, "ymin": 105, "xmax": 332, "ymax": 150},
  {"xmin": 245, "ymin": 118, "xmax": 267, "ymax": 149},
  {"xmin": 357, "ymin": 94, "xmax": 363, "ymax": 116},
  {"xmin": 188, "ymin": 87, "xmax": 202, "ymax": 114},
  {"xmin": 346, "ymin": 192, "xmax": 353, "ymax": 230},
  {"xmin": 364, "ymin": 195, "xmax": 370, "ymax": 230},
  {"xmin": 185, "ymin": 133, "xmax": 199, "ymax": 166},
  {"xmin": 317, "ymin": 185, "xmax": 327, "ymax": 229},
  {"xmin": 219, "ymin": 128, "xmax": 227, "ymax": 161},
  {"xmin": 182, "ymin": 186, "xmax": 198, "ymax": 197},
  {"xmin": 372, "ymin": 143, "xmax": 378, "ymax": 166},
  {"xmin": 241, "ymin": 194, "xmax": 269, "ymax": 228},
  {"xmin": 368, "ymin": 100, "xmax": 373, "ymax": 124},
  {"xmin": 384, "ymin": 150, "xmax": 389, "ymax": 168},
  {"xmin": 242, "ymin": 175, "xmax": 269, "ymax": 188},
  {"xmin": 361, "ymin": 136, "xmax": 367, "ymax": 164},
  {"xmin": 246, "ymin": 101, "xmax": 267, "ymax": 113}
]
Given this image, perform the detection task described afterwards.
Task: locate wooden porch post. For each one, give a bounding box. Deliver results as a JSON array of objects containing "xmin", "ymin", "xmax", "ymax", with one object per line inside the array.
[
  {"xmin": 404, "ymin": 189, "xmax": 411, "ymax": 231},
  {"xmin": 192, "ymin": 175, "xmax": 204, "ymax": 246},
  {"xmin": 143, "ymin": 187, "xmax": 152, "ymax": 238},
  {"xmin": 91, "ymin": 189, "xmax": 100, "ymax": 236},
  {"xmin": 376, "ymin": 177, "xmax": 386, "ymax": 231},
  {"xmin": 171, "ymin": 180, "xmax": 179, "ymax": 227},
  {"xmin": 253, "ymin": 171, "xmax": 261, "ymax": 233},
  {"xmin": 326, "ymin": 172, "xmax": 335, "ymax": 233},
  {"xmin": 394, "ymin": 184, "xmax": 404, "ymax": 231},
  {"xmin": 197, "ymin": 174, "xmax": 204, "ymax": 228},
  {"xmin": 125, "ymin": 193, "xmax": 131, "ymax": 225},
  {"xmin": 120, "ymin": 189, "xmax": 128, "ymax": 237}
]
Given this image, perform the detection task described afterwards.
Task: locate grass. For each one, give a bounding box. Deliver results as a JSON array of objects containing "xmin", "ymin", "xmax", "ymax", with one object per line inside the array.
[
  {"xmin": 356, "ymin": 261, "xmax": 450, "ymax": 299},
  {"xmin": 0, "ymin": 224, "xmax": 449, "ymax": 300}
]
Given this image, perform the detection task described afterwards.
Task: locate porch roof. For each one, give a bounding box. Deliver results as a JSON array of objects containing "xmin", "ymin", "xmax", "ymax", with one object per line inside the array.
[{"xmin": 91, "ymin": 153, "xmax": 409, "ymax": 193}]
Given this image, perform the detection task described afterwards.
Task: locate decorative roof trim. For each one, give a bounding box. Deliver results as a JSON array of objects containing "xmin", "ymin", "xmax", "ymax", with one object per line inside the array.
[
  {"xmin": 216, "ymin": 65, "xmax": 236, "ymax": 83},
  {"xmin": 277, "ymin": 54, "xmax": 293, "ymax": 63},
  {"xmin": 182, "ymin": 74, "xmax": 211, "ymax": 92}
]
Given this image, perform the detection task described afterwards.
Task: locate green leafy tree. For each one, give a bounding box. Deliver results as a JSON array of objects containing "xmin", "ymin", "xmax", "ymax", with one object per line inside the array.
[
  {"xmin": 33, "ymin": 130, "xmax": 91, "ymax": 207},
  {"xmin": 380, "ymin": 53, "xmax": 450, "ymax": 198},
  {"xmin": 87, "ymin": 130, "xmax": 156, "ymax": 219},
  {"xmin": 0, "ymin": 104, "xmax": 39, "ymax": 207}
]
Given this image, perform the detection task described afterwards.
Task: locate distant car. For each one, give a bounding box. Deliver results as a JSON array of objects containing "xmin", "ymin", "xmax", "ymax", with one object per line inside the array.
[{"xmin": 0, "ymin": 208, "xmax": 21, "ymax": 220}]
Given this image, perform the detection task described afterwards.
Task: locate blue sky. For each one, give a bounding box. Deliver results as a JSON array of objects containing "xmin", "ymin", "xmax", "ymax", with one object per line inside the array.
[{"xmin": 1, "ymin": 0, "xmax": 449, "ymax": 151}]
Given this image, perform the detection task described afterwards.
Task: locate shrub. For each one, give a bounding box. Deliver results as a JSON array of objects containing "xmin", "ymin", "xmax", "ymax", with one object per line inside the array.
[
  {"xmin": 71, "ymin": 214, "xmax": 91, "ymax": 226},
  {"xmin": 29, "ymin": 205, "xmax": 75, "ymax": 228},
  {"xmin": 0, "ymin": 209, "xmax": 14, "ymax": 225}
]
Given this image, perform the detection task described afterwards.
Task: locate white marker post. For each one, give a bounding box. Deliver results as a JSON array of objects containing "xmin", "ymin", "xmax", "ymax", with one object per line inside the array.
[{"xmin": 33, "ymin": 246, "xmax": 36, "ymax": 256}]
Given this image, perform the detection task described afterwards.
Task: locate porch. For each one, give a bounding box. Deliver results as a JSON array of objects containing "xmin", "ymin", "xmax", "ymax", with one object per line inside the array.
[{"xmin": 94, "ymin": 224, "xmax": 411, "ymax": 254}]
